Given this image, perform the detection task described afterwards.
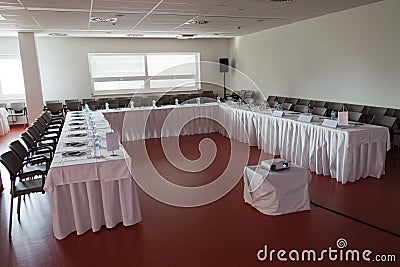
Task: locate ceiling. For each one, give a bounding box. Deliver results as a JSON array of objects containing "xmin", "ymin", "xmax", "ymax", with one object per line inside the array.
[{"xmin": 0, "ymin": 0, "xmax": 382, "ymax": 38}]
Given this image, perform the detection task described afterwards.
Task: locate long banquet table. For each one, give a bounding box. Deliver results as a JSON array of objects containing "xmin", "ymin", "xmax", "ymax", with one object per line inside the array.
[
  {"xmin": 44, "ymin": 111, "xmax": 142, "ymax": 240},
  {"xmin": 103, "ymin": 103, "xmax": 390, "ymax": 184}
]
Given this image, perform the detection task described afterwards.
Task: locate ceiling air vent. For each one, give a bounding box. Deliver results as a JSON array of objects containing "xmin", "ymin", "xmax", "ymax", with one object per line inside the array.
[
  {"xmin": 185, "ymin": 19, "xmax": 209, "ymax": 25},
  {"xmin": 90, "ymin": 17, "xmax": 117, "ymax": 23}
]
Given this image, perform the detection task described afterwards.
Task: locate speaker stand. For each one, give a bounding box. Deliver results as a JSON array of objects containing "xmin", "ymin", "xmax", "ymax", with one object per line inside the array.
[{"xmin": 223, "ymin": 72, "xmax": 227, "ymax": 100}]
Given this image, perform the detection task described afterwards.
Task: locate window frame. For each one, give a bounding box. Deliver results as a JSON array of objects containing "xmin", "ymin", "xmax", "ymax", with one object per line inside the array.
[{"xmin": 88, "ymin": 52, "xmax": 201, "ymax": 96}]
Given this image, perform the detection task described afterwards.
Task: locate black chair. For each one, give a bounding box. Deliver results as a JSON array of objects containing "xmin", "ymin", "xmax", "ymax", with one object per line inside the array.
[
  {"xmin": 276, "ymin": 97, "xmax": 286, "ymax": 104},
  {"xmin": 0, "ymin": 150, "xmax": 46, "ymax": 238},
  {"xmin": 285, "ymin": 98, "xmax": 298, "ymax": 105},
  {"xmin": 281, "ymin": 103, "xmax": 292, "ymax": 111},
  {"xmin": 65, "ymin": 101, "xmax": 82, "ymax": 111},
  {"xmin": 116, "ymin": 97, "xmax": 131, "ymax": 108},
  {"xmin": 294, "ymin": 104, "xmax": 307, "ymax": 113},
  {"xmin": 297, "ymin": 99, "xmax": 311, "ymax": 106},
  {"xmin": 9, "ymin": 140, "xmax": 50, "ymax": 174},
  {"xmin": 312, "ymin": 107, "xmax": 327, "ymax": 116},
  {"xmin": 348, "ymin": 111, "xmax": 363, "ymax": 122},
  {"xmin": 312, "ymin": 101, "xmax": 327, "ymax": 108},
  {"xmin": 106, "ymin": 99, "xmax": 119, "ymax": 109},
  {"xmin": 21, "ymin": 132, "xmax": 54, "ymax": 160},
  {"xmin": 371, "ymin": 115, "xmax": 397, "ymax": 129},
  {"xmin": 8, "ymin": 102, "xmax": 28, "ymax": 126},
  {"xmin": 267, "ymin": 96, "xmax": 276, "ymax": 102},
  {"xmin": 46, "ymin": 102, "xmax": 64, "ymax": 119},
  {"xmin": 365, "ymin": 106, "xmax": 387, "ymax": 123},
  {"xmin": 347, "ymin": 104, "xmax": 365, "ymax": 113}
]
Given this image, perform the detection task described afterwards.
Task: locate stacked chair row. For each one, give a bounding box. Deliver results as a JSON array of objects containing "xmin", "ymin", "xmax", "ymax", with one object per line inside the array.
[
  {"xmin": 0, "ymin": 110, "xmax": 64, "ymax": 238},
  {"xmin": 44, "ymin": 90, "xmax": 218, "ymax": 113}
]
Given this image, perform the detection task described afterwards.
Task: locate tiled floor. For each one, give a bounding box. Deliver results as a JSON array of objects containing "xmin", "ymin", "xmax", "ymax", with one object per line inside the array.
[{"xmin": 0, "ymin": 129, "xmax": 399, "ymax": 266}]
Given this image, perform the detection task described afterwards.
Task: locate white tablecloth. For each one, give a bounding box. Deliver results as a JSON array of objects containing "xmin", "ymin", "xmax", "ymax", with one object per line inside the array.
[
  {"xmin": 243, "ymin": 163, "xmax": 312, "ymax": 215},
  {"xmin": 44, "ymin": 111, "xmax": 142, "ymax": 240},
  {"xmin": 0, "ymin": 107, "xmax": 10, "ymax": 136},
  {"xmin": 102, "ymin": 104, "xmax": 390, "ymax": 184}
]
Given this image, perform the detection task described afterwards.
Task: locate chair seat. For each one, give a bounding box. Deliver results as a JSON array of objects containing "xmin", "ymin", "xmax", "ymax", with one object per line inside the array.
[
  {"xmin": 23, "ymin": 164, "xmax": 47, "ymax": 174},
  {"xmin": 14, "ymin": 179, "xmax": 44, "ymax": 196}
]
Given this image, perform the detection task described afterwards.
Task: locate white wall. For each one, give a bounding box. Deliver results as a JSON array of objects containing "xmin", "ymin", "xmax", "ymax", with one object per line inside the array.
[
  {"xmin": 34, "ymin": 37, "xmax": 229, "ymax": 101},
  {"xmin": 230, "ymin": 0, "xmax": 400, "ymax": 108}
]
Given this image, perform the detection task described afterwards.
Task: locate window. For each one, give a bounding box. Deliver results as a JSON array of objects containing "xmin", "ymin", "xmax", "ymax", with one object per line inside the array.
[
  {"xmin": 0, "ymin": 55, "xmax": 25, "ymax": 99},
  {"xmin": 88, "ymin": 52, "xmax": 200, "ymax": 95}
]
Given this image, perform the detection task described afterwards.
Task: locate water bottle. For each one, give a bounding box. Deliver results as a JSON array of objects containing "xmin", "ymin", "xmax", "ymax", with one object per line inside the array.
[
  {"xmin": 196, "ymin": 97, "xmax": 201, "ymax": 105},
  {"xmin": 129, "ymin": 100, "xmax": 134, "ymax": 109},
  {"xmin": 238, "ymin": 98, "xmax": 242, "ymax": 106},
  {"xmin": 330, "ymin": 110, "xmax": 336, "ymax": 120},
  {"xmin": 152, "ymin": 100, "xmax": 156, "ymax": 108},
  {"xmin": 105, "ymin": 102, "xmax": 109, "ymax": 111},
  {"xmin": 175, "ymin": 98, "xmax": 179, "ymax": 106},
  {"xmin": 94, "ymin": 139, "xmax": 101, "ymax": 157},
  {"xmin": 217, "ymin": 96, "xmax": 221, "ymax": 104}
]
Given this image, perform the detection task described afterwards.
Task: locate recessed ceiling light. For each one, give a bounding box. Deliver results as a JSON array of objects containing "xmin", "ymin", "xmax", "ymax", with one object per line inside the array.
[
  {"xmin": 257, "ymin": 19, "xmax": 264, "ymax": 22},
  {"xmin": 185, "ymin": 19, "xmax": 209, "ymax": 25},
  {"xmin": 48, "ymin": 33, "xmax": 67, "ymax": 37},
  {"xmin": 126, "ymin": 34, "xmax": 143, "ymax": 37},
  {"xmin": 115, "ymin": 14, "xmax": 124, "ymax": 18},
  {"xmin": 90, "ymin": 17, "xmax": 117, "ymax": 23},
  {"xmin": 0, "ymin": 15, "xmax": 6, "ymax": 21},
  {"xmin": 7, "ymin": 24, "xmax": 18, "ymax": 27}
]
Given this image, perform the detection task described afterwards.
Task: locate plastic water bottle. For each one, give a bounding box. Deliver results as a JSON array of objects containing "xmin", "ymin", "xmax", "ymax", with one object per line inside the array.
[
  {"xmin": 94, "ymin": 136, "xmax": 101, "ymax": 157},
  {"xmin": 238, "ymin": 98, "xmax": 242, "ymax": 106},
  {"xmin": 105, "ymin": 102, "xmax": 109, "ymax": 111},
  {"xmin": 175, "ymin": 98, "xmax": 179, "ymax": 106},
  {"xmin": 152, "ymin": 100, "xmax": 156, "ymax": 108},
  {"xmin": 331, "ymin": 110, "xmax": 336, "ymax": 120},
  {"xmin": 217, "ymin": 96, "xmax": 221, "ymax": 104},
  {"xmin": 129, "ymin": 101, "xmax": 134, "ymax": 109},
  {"xmin": 196, "ymin": 97, "xmax": 201, "ymax": 105}
]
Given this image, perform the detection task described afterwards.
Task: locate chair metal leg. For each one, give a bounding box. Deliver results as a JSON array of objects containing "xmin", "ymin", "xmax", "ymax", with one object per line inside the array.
[
  {"xmin": 17, "ymin": 196, "xmax": 21, "ymax": 221},
  {"xmin": 9, "ymin": 197, "xmax": 13, "ymax": 238}
]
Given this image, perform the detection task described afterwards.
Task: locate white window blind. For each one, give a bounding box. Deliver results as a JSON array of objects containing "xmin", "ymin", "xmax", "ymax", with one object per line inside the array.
[
  {"xmin": 88, "ymin": 52, "xmax": 201, "ymax": 95},
  {"xmin": 0, "ymin": 55, "xmax": 25, "ymax": 99}
]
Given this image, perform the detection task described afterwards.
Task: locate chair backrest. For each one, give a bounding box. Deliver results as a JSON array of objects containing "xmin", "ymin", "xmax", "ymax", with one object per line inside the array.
[
  {"xmin": 66, "ymin": 101, "xmax": 81, "ymax": 111},
  {"xmin": 46, "ymin": 100, "xmax": 59, "ymax": 105},
  {"xmin": 116, "ymin": 98, "xmax": 131, "ymax": 107},
  {"xmin": 348, "ymin": 104, "xmax": 365, "ymax": 113},
  {"xmin": 294, "ymin": 104, "xmax": 307, "ymax": 113},
  {"xmin": 276, "ymin": 97, "xmax": 286, "ymax": 104},
  {"xmin": 312, "ymin": 101, "xmax": 327, "ymax": 108},
  {"xmin": 10, "ymin": 102, "xmax": 26, "ymax": 113},
  {"xmin": 46, "ymin": 102, "xmax": 63, "ymax": 114},
  {"xmin": 65, "ymin": 99, "xmax": 79, "ymax": 104},
  {"xmin": 281, "ymin": 103, "xmax": 292, "ymax": 110},
  {"xmin": 268, "ymin": 101, "xmax": 277, "ymax": 108},
  {"xmin": 327, "ymin": 102, "xmax": 343, "ymax": 112},
  {"xmin": 86, "ymin": 100, "xmax": 99, "ymax": 109},
  {"xmin": 297, "ymin": 99, "xmax": 311, "ymax": 106},
  {"xmin": 285, "ymin": 98, "xmax": 298, "ymax": 105},
  {"xmin": 312, "ymin": 107, "xmax": 327, "ymax": 116},
  {"xmin": 366, "ymin": 106, "xmax": 387, "ymax": 116},
  {"xmin": 0, "ymin": 103, "xmax": 6, "ymax": 108},
  {"xmin": 347, "ymin": 111, "xmax": 363, "ymax": 122},
  {"xmin": 267, "ymin": 96, "xmax": 276, "ymax": 102},
  {"xmin": 9, "ymin": 140, "xmax": 29, "ymax": 161},
  {"xmin": 107, "ymin": 99, "xmax": 119, "ymax": 109},
  {"xmin": 371, "ymin": 115, "xmax": 397, "ymax": 129},
  {"xmin": 21, "ymin": 132, "xmax": 35, "ymax": 149},
  {"xmin": 0, "ymin": 151, "xmax": 23, "ymax": 179},
  {"xmin": 27, "ymin": 126, "xmax": 41, "ymax": 141}
]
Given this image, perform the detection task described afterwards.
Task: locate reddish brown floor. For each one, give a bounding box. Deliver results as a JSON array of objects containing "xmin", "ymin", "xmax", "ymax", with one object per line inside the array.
[{"xmin": 0, "ymin": 128, "xmax": 399, "ymax": 267}]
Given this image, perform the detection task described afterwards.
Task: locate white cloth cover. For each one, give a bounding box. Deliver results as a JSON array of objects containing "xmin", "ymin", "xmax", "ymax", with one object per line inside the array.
[
  {"xmin": 243, "ymin": 164, "xmax": 312, "ymax": 216},
  {"xmin": 0, "ymin": 107, "xmax": 10, "ymax": 136},
  {"xmin": 102, "ymin": 104, "xmax": 390, "ymax": 184},
  {"xmin": 44, "ymin": 111, "xmax": 142, "ymax": 239}
]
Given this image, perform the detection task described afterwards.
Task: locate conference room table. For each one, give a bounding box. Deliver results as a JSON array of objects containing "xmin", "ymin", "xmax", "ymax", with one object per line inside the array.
[
  {"xmin": 44, "ymin": 111, "xmax": 142, "ymax": 240},
  {"xmin": 103, "ymin": 103, "xmax": 390, "ymax": 184},
  {"xmin": 0, "ymin": 107, "xmax": 10, "ymax": 136}
]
